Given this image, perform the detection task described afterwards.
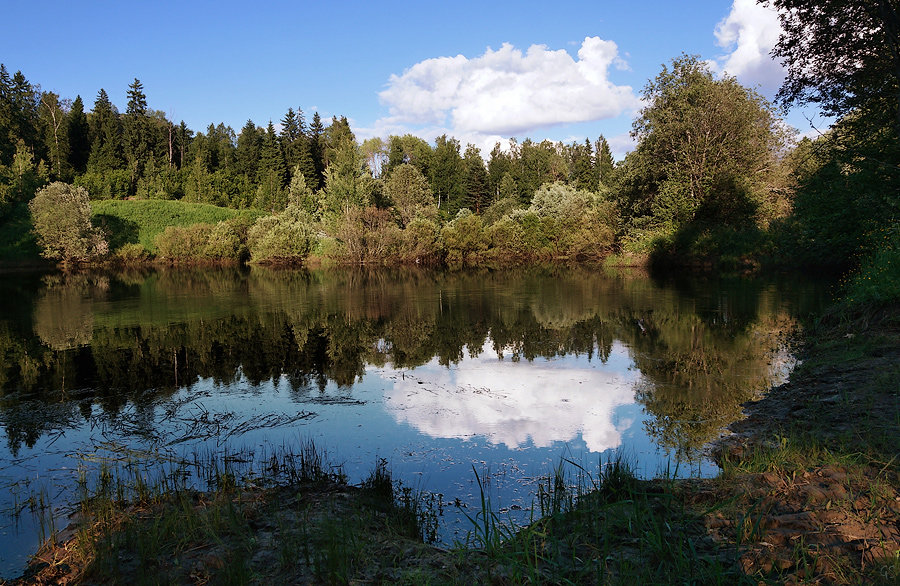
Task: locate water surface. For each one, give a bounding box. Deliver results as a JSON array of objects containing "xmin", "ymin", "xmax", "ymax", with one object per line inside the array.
[{"xmin": 0, "ymin": 266, "xmax": 828, "ymax": 576}]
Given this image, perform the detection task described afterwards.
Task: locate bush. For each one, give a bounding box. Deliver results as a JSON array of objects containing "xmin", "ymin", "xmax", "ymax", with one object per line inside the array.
[
  {"xmin": 247, "ymin": 206, "xmax": 316, "ymax": 264},
  {"xmin": 442, "ymin": 209, "xmax": 488, "ymax": 265},
  {"xmin": 204, "ymin": 216, "xmax": 253, "ymax": 261},
  {"xmin": 335, "ymin": 206, "xmax": 402, "ymax": 262},
  {"xmin": 399, "ymin": 215, "xmax": 442, "ymax": 263},
  {"xmin": 115, "ymin": 242, "xmax": 151, "ymax": 264},
  {"xmin": 29, "ymin": 182, "xmax": 109, "ymax": 264},
  {"xmin": 154, "ymin": 224, "xmax": 214, "ymax": 262},
  {"xmin": 487, "ymin": 216, "xmax": 526, "ymax": 259}
]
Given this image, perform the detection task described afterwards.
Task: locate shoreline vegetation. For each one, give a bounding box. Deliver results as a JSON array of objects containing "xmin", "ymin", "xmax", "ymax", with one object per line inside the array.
[{"xmin": 7, "ymin": 303, "xmax": 898, "ymax": 584}]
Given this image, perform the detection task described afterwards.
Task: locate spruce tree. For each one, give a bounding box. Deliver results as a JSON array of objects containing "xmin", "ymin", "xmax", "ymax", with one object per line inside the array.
[
  {"xmin": 594, "ymin": 135, "xmax": 614, "ymax": 187},
  {"xmin": 280, "ymin": 107, "xmax": 300, "ymax": 169},
  {"xmin": 570, "ymin": 139, "xmax": 594, "ymax": 191},
  {"xmin": 462, "ymin": 144, "xmax": 489, "ymax": 213},
  {"xmin": 260, "ymin": 121, "xmax": 287, "ymax": 187},
  {"xmin": 123, "ymin": 78, "xmax": 151, "ymax": 191},
  {"xmin": 308, "ymin": 112, "xmax": 326, "ymax": 190},
  {"xmin": 67, "ymin": 95, "xmax": 90, "ymax": 174},
  {"xmin": 235, "ymin": 119, "xmax": 262, "ymax": 181},
  {"xmin": 88, "ymin": 89, "xmax": 123, "ymax": 172},
  {"xmin": 430, "ymin": 135, "xmax": 464, "ymax": 214}
]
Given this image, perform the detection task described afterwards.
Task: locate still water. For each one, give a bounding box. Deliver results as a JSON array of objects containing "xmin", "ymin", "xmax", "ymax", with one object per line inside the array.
[{"xmin": 0, "ymin": 266, "xmax": 829, "ymax": 576}]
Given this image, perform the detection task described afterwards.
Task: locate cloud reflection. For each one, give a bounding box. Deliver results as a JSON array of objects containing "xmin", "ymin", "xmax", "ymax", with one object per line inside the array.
[{"xmin": 380, "ymin": 341, "xmax": 639, "ymax": 452}]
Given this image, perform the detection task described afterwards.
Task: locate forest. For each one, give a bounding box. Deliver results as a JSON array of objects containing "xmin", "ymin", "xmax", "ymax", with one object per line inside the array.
[{"xmin": 0, "ymin": 1, "xmax": 897, "ymax": 306}]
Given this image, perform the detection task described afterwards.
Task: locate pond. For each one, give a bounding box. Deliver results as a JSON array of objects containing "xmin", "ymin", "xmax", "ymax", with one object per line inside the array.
[{"xmin": 0, "ymin": 265, "xmax": 830, "ymax": 577}]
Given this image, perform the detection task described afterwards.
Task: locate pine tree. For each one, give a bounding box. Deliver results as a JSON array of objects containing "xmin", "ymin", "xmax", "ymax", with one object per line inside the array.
[
  {"xmin": 175, "ymin": 120, "xmax": 192, "ymax": 169},
  {"xmin": 67, "ymin": 95, "xmax": 90, "ymax": 174},
  {"xmin": 280, "ymin": 107, "xmax": 300, "ymax": 169},
  {"xmin": 0, "ymin": 65, "xmax": 41, "ymax": 166}
]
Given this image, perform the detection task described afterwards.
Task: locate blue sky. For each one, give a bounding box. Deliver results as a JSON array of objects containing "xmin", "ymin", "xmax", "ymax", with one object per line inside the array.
[{"xmin": 2, "ymin": 0, "xmax": 824, "ymax": 158}]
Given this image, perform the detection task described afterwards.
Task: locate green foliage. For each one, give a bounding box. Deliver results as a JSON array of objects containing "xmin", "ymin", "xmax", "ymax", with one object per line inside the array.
[
  {"xmin": 398, "ymin": 215, "xmax": 442, "ymax": 263},
  {"xmin": 74, "ymin": 169, "xmax": 131, "ymax": 199},
  {"xmin": 0, "ymin": 139, "xmax": 47, "ymax": 208},
  {"xmin": 770, "ymin": 0, "xmax": 900, "ymax": 137},
  {"xmin": 247, "ymin": 206, "xmax": 316, "ymax": 264},
  {"xmin": 321, "ymin": 140, "xmax": 374, "ymax": 224},
  {"xmin": 623, "ymin": 55, "xmax": 784, "ymax": 234},
  {"xmin": 29, "ymin": 182, "xmax": 109, "ymax": 263},
  {"xmin": 87, "ymin": 88, "xmax": 123, "ymax": 173},
  {"xmin": 67, "ymin": 95, "xmax": 90, "ymax": 174},
  {"xmin": 204, "ymin": 216, "xmax": 254, "ymax": 261},
  {"xmin": 134, "ymin": 159, "xmax": 182, "ymax": 200},
  {"xmin": 383, "ymin": 163, "xmax": 434, "ymax": 227},
  {"xmin": 441, "ymin": 209, "xmax": 488, "ymax": 265},
  {"xmin": 844, "ymin": 225, "xmax": 900, "ymax": 306},
  {"xmin": 114, "ymin": 242, "xmax": 150, "ymax": 264},
  {"xmin": 430, "ymin": 135, "xmax": 464, "ymax": 216},
  {"xmin": 335, "ymin": 206, "xmax": 402, "ymax": 262},
  {"xmin": 287, "ymin": 169, "xmax": 318, "ymax": 218},
  {"xmin": 486, "ymin": 216, "xmax": 526, "ymax": 259},
  {"xmin": 154, "ymin": 223, "xmax": 214, "ymax": 262},
  {"xmin": 0, "ymin": 201, "xmax": 39, "ymax": 261}
]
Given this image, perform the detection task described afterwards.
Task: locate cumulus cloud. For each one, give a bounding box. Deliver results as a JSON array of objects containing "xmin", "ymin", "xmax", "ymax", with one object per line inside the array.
[
  {"xmin": 712, "ymin": 0, "xmax": 785, "ymax": 94},
  {"xmin": 379, "ymin": 341, "xmax": 639, "ymax": 452},
  {"xmin": 377, "ymin": 37, "xmax": 639, "ymax": 138}
]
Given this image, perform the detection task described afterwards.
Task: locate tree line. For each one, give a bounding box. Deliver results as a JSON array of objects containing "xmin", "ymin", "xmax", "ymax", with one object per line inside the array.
[{"xmin": 2, "ymin": 0, "xmax": 898, "ymax": 284}]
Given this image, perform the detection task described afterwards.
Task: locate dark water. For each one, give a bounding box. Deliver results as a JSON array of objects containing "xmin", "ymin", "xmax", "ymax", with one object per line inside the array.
[{"xmin": 0, "ymin": 265, "xmax": 830, "ymax": 576}]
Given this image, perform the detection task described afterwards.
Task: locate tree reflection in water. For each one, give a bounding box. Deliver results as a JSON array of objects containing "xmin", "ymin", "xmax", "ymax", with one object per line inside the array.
[{"xmin": 0, "ymin": 266, "xmax": 822, "ymax": 458}]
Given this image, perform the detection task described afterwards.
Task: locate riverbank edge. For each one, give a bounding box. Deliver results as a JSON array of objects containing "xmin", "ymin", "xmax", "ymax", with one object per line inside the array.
[{"xmin": 6, "ymin": 305, "xmax": 899, "ymax": 584}]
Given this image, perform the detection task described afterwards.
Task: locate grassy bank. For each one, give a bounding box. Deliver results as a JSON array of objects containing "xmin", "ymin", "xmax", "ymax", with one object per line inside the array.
[{"xmin": 91, "ymin": 200, "xmax": 266, "ymax": 253}]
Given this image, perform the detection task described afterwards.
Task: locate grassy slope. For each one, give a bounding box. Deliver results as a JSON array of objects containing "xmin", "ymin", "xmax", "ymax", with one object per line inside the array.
[{"xmin": 90, "ymin": 200, "xmax": 266, "ymax": 252}]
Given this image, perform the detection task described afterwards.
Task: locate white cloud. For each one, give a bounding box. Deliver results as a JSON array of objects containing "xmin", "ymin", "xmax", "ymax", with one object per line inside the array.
[
  {"xmin": 712, "ymin": 0, "xmax": 785, "ymax": 95},
  {"xmin": 379, "ymin": 341, "xmax": 639, "ymax": 452},
  {"xmin": 377, "ymin": 37, "xmax": 639, "ymax": 141}
]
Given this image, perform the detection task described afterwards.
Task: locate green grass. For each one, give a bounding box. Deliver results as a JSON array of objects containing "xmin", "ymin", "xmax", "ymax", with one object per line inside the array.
[
  {"xmin": 458, "ymin": 454, "xmax": 747, "ymax": 584},
  {"xmin": 90, "ymin": 199, "xmax": 266, "ymax": 252}
]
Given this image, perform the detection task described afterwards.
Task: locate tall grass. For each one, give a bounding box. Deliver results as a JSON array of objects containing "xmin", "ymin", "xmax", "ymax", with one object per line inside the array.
[{"xmin": 459, "ymin": 453, "xmax": 747, "ymax": 584}]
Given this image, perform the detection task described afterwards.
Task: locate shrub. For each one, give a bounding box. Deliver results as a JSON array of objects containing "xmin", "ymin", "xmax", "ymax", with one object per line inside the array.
[
  {"xmin": 29, "ymin": 182, "xmax": 109, "ymax": 264},
  {"xmin": 204, "ymin": 216, "xmax": 253, "ymax": 261},
  {"xmin": 154, "ymin": 223, "xmax": 214, "ymax": 262},
  {"xmin": 335, "ymin": 206, "xmax": 402, "ymax": 262},
  {"xmin": 247, "ymin": 206, "xmax": 316, "ymax": 264},
  {"xmin": 399, "ymin": 215, "xmax": 442, "ymax": 263},
  {"xmin": 486, "ymin": 216, "xmax": 526, "ymax": 259},
  {"xmin": 115, "ymin": 242, "xmax": 150, "ymax": 264},
  {"xmin": 441, "ymin": 209, "xmax": 488, "ymax": 265}
]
